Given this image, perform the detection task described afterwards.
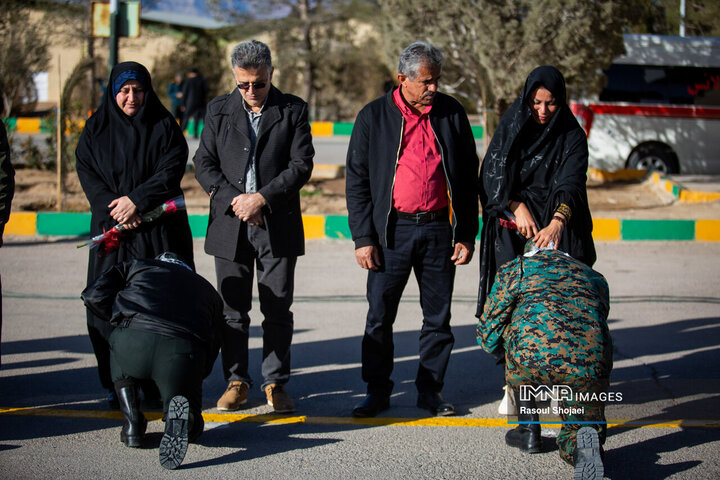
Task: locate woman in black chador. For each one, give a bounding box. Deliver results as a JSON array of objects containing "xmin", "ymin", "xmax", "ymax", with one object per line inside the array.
[
  {"xmin": 477, "ymin": 66, "xmax": 596, "ymax": 318},
  {"xmin": 76, "ymin": 62, "xmax": 194, "ymax": 407}
]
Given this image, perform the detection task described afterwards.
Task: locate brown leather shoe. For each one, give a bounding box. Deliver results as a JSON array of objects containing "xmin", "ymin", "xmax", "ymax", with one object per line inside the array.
[
  {"xmin": 216, "ymin": 381, "xmax": 248, "ymax": 411},
  {"xmin": 264, "ymin": 383, "xmax": 295, "ymax": 413}
]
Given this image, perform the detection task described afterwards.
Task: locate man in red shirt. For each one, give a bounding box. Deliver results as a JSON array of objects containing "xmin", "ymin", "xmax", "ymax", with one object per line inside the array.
[{"xmin": 346, "ymin": 41, "xmax": 479, "ymax": 417}]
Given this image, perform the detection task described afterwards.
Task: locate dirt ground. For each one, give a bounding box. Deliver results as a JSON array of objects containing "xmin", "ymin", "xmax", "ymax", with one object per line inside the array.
[{"xmin": 10, "ymin": 168, "xmax": 720, "ymax": 220}]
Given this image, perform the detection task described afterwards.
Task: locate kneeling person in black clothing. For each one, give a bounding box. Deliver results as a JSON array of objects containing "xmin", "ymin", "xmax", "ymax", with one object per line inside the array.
[{"xmin": 82, "ymin": 252, "xmax": 224, "ymax": 469}]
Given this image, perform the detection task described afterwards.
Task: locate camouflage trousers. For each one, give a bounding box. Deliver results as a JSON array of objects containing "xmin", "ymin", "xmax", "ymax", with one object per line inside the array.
[{"xmin": 506, "ymin": 360, "xmax": 609, "ymax": 463}]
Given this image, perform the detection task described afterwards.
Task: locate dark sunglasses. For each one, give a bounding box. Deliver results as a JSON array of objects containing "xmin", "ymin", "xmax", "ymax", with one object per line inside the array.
[{"xmin": 237, "ymin": 81, "xmax": 267, "ymax": 91}]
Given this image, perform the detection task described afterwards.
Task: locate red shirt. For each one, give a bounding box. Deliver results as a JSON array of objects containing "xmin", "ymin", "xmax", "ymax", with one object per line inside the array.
[{"xmin": 391, "ymin": 86, "xmax": 448, "ymax": 214}]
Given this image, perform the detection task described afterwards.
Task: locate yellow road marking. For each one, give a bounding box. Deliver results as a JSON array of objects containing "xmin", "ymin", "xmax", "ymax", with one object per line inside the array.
[{"xmin": 1, "ymin": 407, "xmax": 718, "ymax": 429}]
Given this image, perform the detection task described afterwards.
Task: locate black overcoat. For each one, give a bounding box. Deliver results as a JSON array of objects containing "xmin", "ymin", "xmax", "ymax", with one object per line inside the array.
[{"xmin": 194, "ymin": 86, "xmax": 314, "ymax": 260}]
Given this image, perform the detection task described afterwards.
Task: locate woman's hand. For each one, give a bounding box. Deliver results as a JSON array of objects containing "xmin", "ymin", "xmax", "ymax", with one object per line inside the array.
[
  {"xmin": 509, "ymin": 201, "xmax": 538, "ymax": 239},
  {"xmin": 108, "ymin": 196, "xmax": 141, "ymax": 229},
  {"xmin": 533, "ymin": 217, "xmax": 565, "ymax": 248}
]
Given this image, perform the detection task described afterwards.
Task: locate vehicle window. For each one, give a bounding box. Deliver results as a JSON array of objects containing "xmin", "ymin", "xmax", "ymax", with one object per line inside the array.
[{"xmin": 600, "ymin": 64, "xmax": 720, "ymax": 106}]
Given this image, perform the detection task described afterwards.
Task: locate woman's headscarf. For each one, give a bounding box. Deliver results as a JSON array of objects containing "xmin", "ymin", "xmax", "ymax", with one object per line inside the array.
[{"xmin": 480, "ymin": 65, "xmax": 579, "ymax": 217}]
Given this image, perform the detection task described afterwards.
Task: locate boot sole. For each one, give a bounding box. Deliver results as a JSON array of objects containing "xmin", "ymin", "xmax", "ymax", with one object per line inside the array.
[
  {"xmin": 574, "ymin": 427, "xmax": 603, "ymax": 480},
  {"xmin": 159, "ymin": 395, "xmax": 189, "ymax": 470}
]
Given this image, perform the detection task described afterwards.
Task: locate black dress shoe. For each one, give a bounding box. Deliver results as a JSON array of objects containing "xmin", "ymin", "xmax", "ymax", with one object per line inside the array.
[
  {"xmin": 352, "ymin": 394, "xmax": 390, "ymax": 418},
  {"xmin": 417, "ymin": 392, "xmax": 455, "ymax": 416}
]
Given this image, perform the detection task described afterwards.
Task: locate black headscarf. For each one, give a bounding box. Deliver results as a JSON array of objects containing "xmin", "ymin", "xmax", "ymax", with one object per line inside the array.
[
  {"xmin": 76, "ymin": 61, "xmax": 189, "ymax": 232},
  {"xmin": 477, "ymin": 66, "xmax": 596, "ymax": 317}
]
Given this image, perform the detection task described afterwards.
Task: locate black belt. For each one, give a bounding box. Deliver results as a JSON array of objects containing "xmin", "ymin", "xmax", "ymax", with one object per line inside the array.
[{"xmin": 394, "ymin": 207, "xmax": 448, "ymax": 224}]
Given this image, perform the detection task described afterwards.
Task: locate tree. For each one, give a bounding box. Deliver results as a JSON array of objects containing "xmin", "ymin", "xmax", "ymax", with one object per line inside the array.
[
  {"xmin": 381, "ymin": 0, "xmax": 631, "ymax": 138},
  {"xmin": 207, "ymin": 0, "xmax": 385, "ymax": 121},
  {"xmin": 150, "ymin": 28, "xmax": 228, "ymax": 111},
  {"xmin": 0, "ymin": 0, "xmax": 51, "ymax": 116}
]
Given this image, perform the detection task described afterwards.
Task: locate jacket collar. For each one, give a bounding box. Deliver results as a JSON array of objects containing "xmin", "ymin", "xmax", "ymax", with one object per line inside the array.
[{"xmin": 222, "ymin": 86, "xmax": 283, "ymax": 140}]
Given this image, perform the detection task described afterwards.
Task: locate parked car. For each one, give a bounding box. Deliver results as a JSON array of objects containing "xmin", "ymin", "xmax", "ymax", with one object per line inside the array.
[{"xmin": 571, "ymin": 34, "xmax": 720, "ymax": 174}]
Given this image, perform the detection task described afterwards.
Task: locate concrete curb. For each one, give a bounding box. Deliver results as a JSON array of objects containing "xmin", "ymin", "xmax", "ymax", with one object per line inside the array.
[
  {"xmin": 5, "ymin": 118, "xmax": 486, "ymax": 139},
  {"xmin": 5, "ymin": 212, "xmax": 720, "ymax": 242},
  {"xmin": 651, "ymin": 172, "xmax": 720, "ymax": 203},
  {"xmin": 588, "ymin": 168, "xmax": 720, "ymax": 204}
]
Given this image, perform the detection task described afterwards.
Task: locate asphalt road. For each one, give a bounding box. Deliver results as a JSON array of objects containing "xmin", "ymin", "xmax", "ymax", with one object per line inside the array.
[{"xmin": 1, "ymin": 239, "xmax": 719, "ymax": 478}]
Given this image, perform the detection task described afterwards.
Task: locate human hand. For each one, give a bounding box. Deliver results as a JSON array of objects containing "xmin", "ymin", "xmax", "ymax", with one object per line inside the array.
[
  {"xmin": 108, "ymin": 196, "xmax": 139, "ymax": 226},
  {"xmin": 510, "ymin": 201, "xmax": 537, "ymax": 239},
  {"xmin": 247, "ymin": 211, "xmax": 265, "ymax": 226},
  {"xmin": 231, "ymin": 193, "xmax": 266, "ymax": 222},
  {"xmin": 355, "ymin": 245, "xmax": 381, "ymax": 271},
  {"xmin": 451, "ymin": 242, "xmax": 473, "ymax": 265},
  {"xmin": 533, "ymin": 217, "xmax": 564, "ymax": 248}
]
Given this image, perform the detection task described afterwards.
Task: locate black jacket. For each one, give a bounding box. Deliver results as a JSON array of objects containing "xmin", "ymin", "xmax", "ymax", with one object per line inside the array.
[
  {"xmin": 194, "ymin": 86, "xmax": 314, "ymax": 260},
  {"xmin": 346, "ymin": 88, "xmax": 479, "ymax": 249},
  {"xmin": 81, "ymin": 259, "xmax": 224, "ymax": 365}
]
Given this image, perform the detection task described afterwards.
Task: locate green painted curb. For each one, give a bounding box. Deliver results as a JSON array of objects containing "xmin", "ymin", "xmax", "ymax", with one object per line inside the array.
[
  {"xmin": 10, "ymin": 213, "xmax": 718, "ymax": 242},
  {"xmin": 37, "ymin": 212, "xmax": 91, "ymax": 236},
  {"xmin": 188, "ymin": 215, "xmax": 208, "ymax": 238},
  {"xmin": 332, "ymin": 122, "xmax": 354, "ymax": 136},
  {"xmin": 471, "ymin": 125, "xmax": 484, "ymax": 139},
  {"xmin": 621, "ymin": 219, "xmax": 695, "ymax": 241},
  {"xmin": 325, "ymin": 215, "xmax": 351, "ymax": 239}
]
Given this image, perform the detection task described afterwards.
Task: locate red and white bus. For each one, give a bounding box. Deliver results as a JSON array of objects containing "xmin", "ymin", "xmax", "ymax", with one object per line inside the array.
[{"xmin": 571, "ymin": 34, "xmax": 720, "ymax": 174}]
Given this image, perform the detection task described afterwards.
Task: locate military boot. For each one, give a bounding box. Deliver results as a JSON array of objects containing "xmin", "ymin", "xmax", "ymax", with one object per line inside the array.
[
  {"xmin": 116, "ymin": 383, "xmax": 147, "ymax": 448},
  {"xmin": 505, "ymin": 389, "xmax": 541, "ymax": 453}
]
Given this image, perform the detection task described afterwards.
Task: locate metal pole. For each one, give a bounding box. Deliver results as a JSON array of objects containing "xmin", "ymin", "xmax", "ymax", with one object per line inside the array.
[
  {"xmin": 679, "ymin": 0, "xmax": 686, "ymax": 37},
  {"xmin": 109, "ymin": 0, "xmax": 119, "ymax": 70},
  {"xmin": 56, "ymin": 55, "xmax": 63, "ymax": 212}
]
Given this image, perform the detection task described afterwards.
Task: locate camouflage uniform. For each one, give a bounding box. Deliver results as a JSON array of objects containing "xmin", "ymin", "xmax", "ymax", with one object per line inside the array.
[{"xmin": 476, "ymin": 249, "xmax": 612, "ymax": 462}]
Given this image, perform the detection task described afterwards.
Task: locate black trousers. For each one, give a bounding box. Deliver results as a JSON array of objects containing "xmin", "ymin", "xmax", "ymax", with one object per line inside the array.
[
  {"xmin": 109, "ymin": 327, "xmax": 207, "ymax": 414},
  {"xmin": 362, "ymin": 217, "xmax": 456, "ymax": 396},
  {"xmin": 215, "ymin": 223, "xmax": 296, "ymax": 389}
]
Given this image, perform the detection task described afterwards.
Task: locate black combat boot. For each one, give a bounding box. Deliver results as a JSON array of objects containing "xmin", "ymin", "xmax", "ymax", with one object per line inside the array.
[
  {"xmin": 188, "ymin": 407, "xmax": 205, "ymax": 443},
  {"xmin": 115, "ymin": 381, "xmax": 147, "ymax": 448},
  {"xmin": 505, "ymin": 389, "xmax": 541, "ymax": 453}
]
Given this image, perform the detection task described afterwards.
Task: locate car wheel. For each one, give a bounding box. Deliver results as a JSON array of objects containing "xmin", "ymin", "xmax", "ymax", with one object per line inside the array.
[{"xmin": 628, "ymin": 144, "xmax": 679, "ymax": 174}]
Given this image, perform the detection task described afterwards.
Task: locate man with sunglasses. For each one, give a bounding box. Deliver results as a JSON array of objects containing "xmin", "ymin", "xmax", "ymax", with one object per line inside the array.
[{"xmin": 194, "ymin": 40, "xmax": 314, "ymax": 414}]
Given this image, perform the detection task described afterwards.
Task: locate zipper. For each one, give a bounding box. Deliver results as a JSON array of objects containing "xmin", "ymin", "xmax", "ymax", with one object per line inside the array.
[{"xmin": 384, "ymin": 117, "xmax": 404, "ymax": 245}]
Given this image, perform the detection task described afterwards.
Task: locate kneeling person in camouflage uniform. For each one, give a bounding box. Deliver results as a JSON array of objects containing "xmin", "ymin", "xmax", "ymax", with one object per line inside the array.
[
  {"xmin": 82, "ymin": 253, "xmax": 224, "ymax": 469},
  {"xmin": 477, "ymin": 240, "xmax": 612, "ymax": 479}
]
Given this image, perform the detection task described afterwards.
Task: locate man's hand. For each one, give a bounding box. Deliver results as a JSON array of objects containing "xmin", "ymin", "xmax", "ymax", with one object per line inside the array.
[
  {"xmin": 451, "ymin": 241, "xmax": 473, "ymax": 265},
  {"xmin": 355, "ymin": 245, "xmax": 381, "ymax": 271},
  {"xmin": 231, "ymin": 193, "xmax": 267, "ymax": 222},
  {"xmin": 108, "ymin": 196, "xmax": 141, "ymax": 229}
]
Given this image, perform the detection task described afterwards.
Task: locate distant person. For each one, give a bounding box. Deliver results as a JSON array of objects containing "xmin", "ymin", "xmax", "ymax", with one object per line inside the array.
[
  {"xmin": 81, "ymin": 253, "xmax": 224, "ymax": 470},
  {"xmin": 194, "ymin": 40, "xmax": 314, "ymax": 413},
  {"xmin": 167, "ymin": 70, "xmax": 184, "ymax": 124},
  {"xmin": 180, "ymin": 67, "xmax": 209, "ymax": 138},
  {"xmin": 477, "ymin": 66, "xmax": 596, "ymax": 317},
  {"xmin": 382, "ymin": 74, "xmax": 394, "ymax": 93},
  {"xmin": 477, "ymin": 240, "xmax": 611, "ymax": 480},
  {"xmin": 346, "ymin": 41, "xmax": 479, "ymax": 418},
  {"xmin": 76, "ymin": 61, "xmax": 194, "ymax": 409},
  {"xmin": 0, "ymin": 121, "xmax": 15, "ymax": 368}
]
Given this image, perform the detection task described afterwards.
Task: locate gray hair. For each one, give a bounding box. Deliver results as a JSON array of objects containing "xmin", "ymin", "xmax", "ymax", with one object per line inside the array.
[
  {"xmin": 398, "ymin": 41, "xmax": 443, "ymax": 80},
  {"xmin": 231, "ymin": 40, "xmax": 273, "ymax": 70}
]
